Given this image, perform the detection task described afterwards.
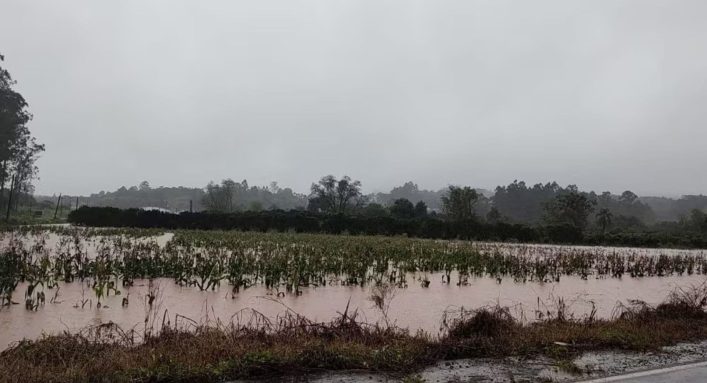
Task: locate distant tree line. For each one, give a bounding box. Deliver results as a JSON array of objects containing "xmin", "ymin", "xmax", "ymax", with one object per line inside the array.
[
  {"xmin": 48, "ymin": 171, "xmax": 707, "ymax": 232},
  {"xmin": 58, "ymin": 182, "xmax": 205, "ymax": 213},
  {"xmin": 60, "ymin": 177, "xmax": 705, "ymax": 228},
  {"xmin": 56, "ymin": 179, "xmax": 307, "ymax": 213},
  {"xmin": 67, "ymin": 206, "xmax": 707, "ymax": 248},
  {"xmin": 202, "ymin": 180, "xmax": 305, "ymax": 212},
  {"xmin": 69, "ymin": 175, "xmax": 707, "ymax": 248},
  {"xmin": 640, "ymin": 195, "xmax": 707, "ymax": 222},
  {"xmin": 68, "ymin": 207, "xmax": 537, "ymax": 243}
]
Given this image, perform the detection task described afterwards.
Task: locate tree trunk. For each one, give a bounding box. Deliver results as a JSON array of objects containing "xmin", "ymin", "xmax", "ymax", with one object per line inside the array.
[
  {"xmin": 13, "ymin": 174, "xmax": 25, "ymax": 212},
  {"xmin": 54, "ymin": 194, "xmax": 62, "ymax": 220},
  {"xmin": 5, "ymin": 174, "xmax": 15, "ymax": 222},
  {"xmin": 0, "ymin": 160, "xmax": 7, "ymax": 212},
  {"xmin": 0, "ymin": 179, "xmax": 5, "ymax": 213}
]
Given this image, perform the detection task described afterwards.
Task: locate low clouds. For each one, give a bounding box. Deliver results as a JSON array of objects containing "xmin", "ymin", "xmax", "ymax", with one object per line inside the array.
[{"xmin": 1, "ymin": 0, "xmax": 706, "ymax": 196}]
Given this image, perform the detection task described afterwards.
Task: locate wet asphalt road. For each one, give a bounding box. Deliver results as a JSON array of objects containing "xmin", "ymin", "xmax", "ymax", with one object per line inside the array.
[{"xmin": 582, "ymin": 361, "xmax": 707, "ymax": 382}]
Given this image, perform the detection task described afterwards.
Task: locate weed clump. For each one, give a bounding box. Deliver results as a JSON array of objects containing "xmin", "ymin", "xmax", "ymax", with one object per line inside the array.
[
  {"xmin": 616, "ymin": 283, "xmax": 707, "ymax": 322},
  {"xmin": 445, "ymin": 307, "xmax": 515, "ymax": 339}
]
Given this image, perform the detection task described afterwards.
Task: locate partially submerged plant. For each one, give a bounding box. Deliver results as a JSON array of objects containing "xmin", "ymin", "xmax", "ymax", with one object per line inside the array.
[{"xmin": 369, "ymin": 282, "xmax": 397, "ymax": 328}]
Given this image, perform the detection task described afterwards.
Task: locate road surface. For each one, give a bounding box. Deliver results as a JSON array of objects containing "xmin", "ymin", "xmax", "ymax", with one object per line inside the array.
[{"xmin": 581, "ymin": 360, "xmax": 707, "ymax": 382}]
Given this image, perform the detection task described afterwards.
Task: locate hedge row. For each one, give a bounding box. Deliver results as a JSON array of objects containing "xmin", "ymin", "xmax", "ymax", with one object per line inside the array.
[
  {"xmin": 67, "ymin": 207, "xmax": 707, "ymax": 248},
  {"xmin": 68, "ymin": 207, "xmax": 541, "ymax": 241}
]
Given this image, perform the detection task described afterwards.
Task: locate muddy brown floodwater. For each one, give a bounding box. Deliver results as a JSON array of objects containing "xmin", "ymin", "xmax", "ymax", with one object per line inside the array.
[
  {"xmin": 1, "ymin": 230, "xmax": 706, "ymax": 350},
  {"xmin": 2, "ymin": 273, "xmax": 706, "ymax": 350}
]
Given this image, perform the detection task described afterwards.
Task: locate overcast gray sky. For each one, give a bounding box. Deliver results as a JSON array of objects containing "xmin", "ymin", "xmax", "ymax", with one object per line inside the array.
[{"xmin": 1, "ymin": 0, "xmax": 706, "ymax": 197}]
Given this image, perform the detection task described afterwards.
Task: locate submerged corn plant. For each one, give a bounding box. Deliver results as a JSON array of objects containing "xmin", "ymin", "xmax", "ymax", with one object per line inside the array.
[{"xmin": 0, "ymin": 227, "xmax": 705, "ymax": 310}]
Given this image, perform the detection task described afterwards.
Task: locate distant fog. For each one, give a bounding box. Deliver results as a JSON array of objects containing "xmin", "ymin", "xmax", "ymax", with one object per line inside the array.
[{"xmin": 1, "ymin": 0, "xmax": 706, "ymax": 197}]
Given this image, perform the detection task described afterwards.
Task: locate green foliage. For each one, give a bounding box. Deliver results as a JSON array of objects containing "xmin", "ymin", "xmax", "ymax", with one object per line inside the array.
[
  {"xmin": 596, "ymin": 191, "xmax": 654, "ymax": 226},
  {"xmin": 374, "ymin": 181, "xmax": 445, "ymax": 211},
  {"xmin": 3, "ymin": 227, "xmax": 707, "ymax": 382},
  {"xmin": 68, "ymin": 205, "xmax": 707, "ymax": 248},
  {"xmin": 390, "ymin": 198, "xmax": 415, "ymax": 219},
  {"xmin": 486, "ymin": 207, "xmax": 503, "ymax": 224},
  {"xmin": 308, "ymin": 175, "xmax": 365, "ymax": 214},
  {"xmin": 596, "ymin": 208, "xmax": 613, "ymax": 234},
  {"xmin": 203, "ymin": 179, "xmax": 306, "ymax": 213},
  {"xmin": 360, "ymin": 202, "xmax": 388, "ymax": 217},
  {"xmin": 414, "ymin": 201, "xmax": 428, "ymax": 217},
  {"xmin": 0, "ymin": 53, "xmax": 44, "ymax": 218},
  {"xmin": 4, "ymin": 226, "xmax": 707, "ymax": 308},
  {"xmin": 634, "ymin": 195, "xmax": 707, "ymax": 222},
  {"xmin": 492, "ymin": 181, "xmax": 566, "ymax": 224},
  {"xmin": 441, "ymin": 186, "xmax": 479, "ymax": 221},
  {"xmin": 72, "ymin": 185, "xmax": 205, "ymax": 212},
  {"xmin": 690, "ymin": 209, "xmax": 707, "ymax": 233},
  {"xmin": 543, "ymin": 192, "xmax": 596, "ymax": 230}
]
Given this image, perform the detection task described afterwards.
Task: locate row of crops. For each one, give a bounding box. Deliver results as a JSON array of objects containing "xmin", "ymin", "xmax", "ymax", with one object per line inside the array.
[{"xmin": 1, "ymin": 227, "xmax": 706, "ymax": 310}]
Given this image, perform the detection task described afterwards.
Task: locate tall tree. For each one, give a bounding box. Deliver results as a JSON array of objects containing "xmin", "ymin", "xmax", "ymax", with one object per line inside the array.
[
  {"xmin": 0, "ymin": 54, "xmax": 44, "ymax": 214},
  {"xmin": 390, "ymin": 198, "xmax": 415, "ymax": 219},
  {"xmin": 596, "ymin": 208, "xmax": 613, "ymax": 234},
  {"xmin": 543, "ymin": 192, "xmax": 596, "ymax": 230},
  {"xmin": 373, "ymin": 181, "xmax": 447, "ymax": 211},
  {"xmin": 689, "ymin": 209, "xmax": 707, "ymax": 233},
  {"xmin": 441, "ymin": 186, "xmax": 479, "ymax": 221},
  {"xmin": 492, "ymin": 180, "xmax": 564, "ymax": 224},
  {"xmin": 308, "ymin": 175, "xmax": 364, "ymax": 214},
  {"xmin": 486, "ymin": 207, "xmax": 503, "ymax": 224},
  {"xmin": 414, "ymin": 201, "xmax": 428, "ymax": 217},
  {"xmin": 619, "ymin": 190, "xmax": 638, "ymax": 205},
  {"xmin": 595, "ymin": 190, "xmax": 655, "ymax": 225},
  {"xmin": 201, "ymin": 178, "xmax": 306, "ymax": 212},
  {"xmin": 203, "ymin": 181, "xmax": 231, "ymax": 212}
]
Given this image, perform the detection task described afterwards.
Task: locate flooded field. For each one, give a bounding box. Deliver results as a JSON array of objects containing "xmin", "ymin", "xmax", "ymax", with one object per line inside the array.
[{"xmin": 1, "ymin": 227, "xmax": 706, "ymax": 350}]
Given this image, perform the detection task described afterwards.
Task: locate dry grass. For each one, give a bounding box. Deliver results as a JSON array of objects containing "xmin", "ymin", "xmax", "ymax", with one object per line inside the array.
[
  {"xmin": 0, "ymin": 307, "xmax": 432, "ymax": 382},
  {"xmin": 3, "ymin": 285, "xmax": 707, "ymax": 382},
  {"xmin": 441, "ymin": 284, "xmax": 707, "ymax": 359}
]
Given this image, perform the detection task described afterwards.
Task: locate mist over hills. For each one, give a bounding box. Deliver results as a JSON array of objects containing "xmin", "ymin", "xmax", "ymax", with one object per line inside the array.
[{"xmin": 35, "ymin": 178, "xmax": 707, "ymax": 224}]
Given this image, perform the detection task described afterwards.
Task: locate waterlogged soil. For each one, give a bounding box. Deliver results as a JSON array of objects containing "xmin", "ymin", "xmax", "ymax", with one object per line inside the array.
[{"xmin": 1, "ymin": 230, "xmax": 707, "ymax": 351}]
